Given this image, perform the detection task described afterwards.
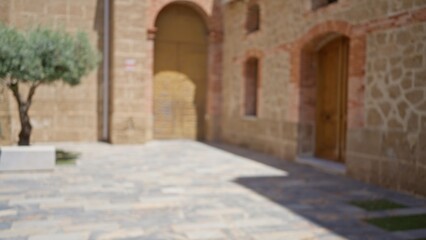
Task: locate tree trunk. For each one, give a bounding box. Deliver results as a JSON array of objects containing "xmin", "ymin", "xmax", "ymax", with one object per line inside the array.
[
  {"xmin": 18, "ymin": 104, "xmax": 32, "ymax": 146},
  {"xmin": 8, "ymin": 82, "xmax": 39, "ymax": 146}
]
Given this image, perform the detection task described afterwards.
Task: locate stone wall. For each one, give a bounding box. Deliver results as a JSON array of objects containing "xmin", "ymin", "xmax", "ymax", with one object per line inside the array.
[
  {"xmin": 347, "ymin": 22, "xmax": 426, "ymax": 194},
  {"xmin": 221, "ymin": 0, "xmax": 426, "ymax": 195},
  {"xmin": 2, "ymin": 0, "xmax": 103, "ymax": 143},
  {"xmin": 0, "ymin": 0, "xmax": 12, "ymax": 145},
  {"xmin": 0, "ymin": 0, "xmax": 223, "ymax": 145},
  {"xmin": 0, "ymin": 0, "xmax": 9, "ymax": 23},
  {"xmin": 109, "ymin": 0, "xmax": 222, "ymax": 144},
  {"xmin": 108, "ymin": 0, "xmax": 149, "ymax": 144}
]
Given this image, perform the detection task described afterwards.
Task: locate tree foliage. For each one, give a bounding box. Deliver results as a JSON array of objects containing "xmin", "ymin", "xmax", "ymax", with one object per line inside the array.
[
  {"xmin": 0, "ymin": 24, "xmax": 99, "ymax": 85},
  {"xmin": 0, "ymin": 24, "xmax": 99, "ymax": 145}
]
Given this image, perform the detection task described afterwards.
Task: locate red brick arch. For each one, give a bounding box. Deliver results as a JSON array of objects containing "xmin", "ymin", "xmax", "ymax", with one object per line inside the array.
[
  {"xmin": 245, "ymin": 49, "xmax": 264, "ymax": 60},
  {"xmin": 147, "ymin": 0, "xmax": 213, "ymax": 36},
  {"xmin": 147, "ymin": 0, "xmax": 224, "ymax": 141},
  {"xmin": 245, "ymin": 0, "xmax": 261, "ymax": 33},
  {"xmin": 241, "ymin": 49, "xmax": 264, "ymax": 117},
  {"xmin": 289, "ymin": 20, "xmax": 366, "ymax": 128}
]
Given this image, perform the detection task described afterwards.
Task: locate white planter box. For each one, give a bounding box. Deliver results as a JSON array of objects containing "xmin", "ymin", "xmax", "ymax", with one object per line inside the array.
[{"xmin": 0, "ymin": 146, "xmax": 55, "ymax": 171}]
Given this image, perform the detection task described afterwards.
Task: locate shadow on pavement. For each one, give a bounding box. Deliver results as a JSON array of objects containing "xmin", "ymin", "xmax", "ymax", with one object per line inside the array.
[{"xmin": 206, "ymin": 142, "xmax": 426, "ymax": 240}]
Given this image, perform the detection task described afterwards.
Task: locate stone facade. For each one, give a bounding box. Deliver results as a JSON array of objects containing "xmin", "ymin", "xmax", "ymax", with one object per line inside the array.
[
  {"xmin": 349, "ymin": 22, "xmax": 426, "ymax": 193},
  {"xmin": 109, "ymin": 0, "xmax": 222, "ymax": 143},
  {"xmin": 0, "ymin": 0, "xmax": 102, "ymax": 143},
  {"xmin": 220, "ymin": 0, "xmax": 426, "ymax": 196},
  {"xmin": 0, "ymin": 0, "xmax": 425, "ymax": 195}
]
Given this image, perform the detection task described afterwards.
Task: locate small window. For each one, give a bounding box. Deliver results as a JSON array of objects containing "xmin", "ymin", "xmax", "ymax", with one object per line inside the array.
[
  {"xmin": 312, "ymin": 0, "xmax": 338, "ymax": 10},
  {"xmin": 244, "ymin": 58, "xmax": 259, "ymax": 116},
  {"xmin": 246, "ymin": 4, "xmax": 260, "ymax": 33}
]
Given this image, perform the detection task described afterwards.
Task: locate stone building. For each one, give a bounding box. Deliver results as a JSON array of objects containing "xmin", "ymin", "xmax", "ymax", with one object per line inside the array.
[{"xmin": 0, "ymin": 0, "xmax": 425, "ymax": 195}]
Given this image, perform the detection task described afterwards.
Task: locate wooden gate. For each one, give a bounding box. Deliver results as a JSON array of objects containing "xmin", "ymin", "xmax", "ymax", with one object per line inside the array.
[
  {"xmin": 154, "ymin": 4, "xmax": 208, "ymax": 140},
  {"xmin": 315, "ymin": 36, "xmax": 349, "ymax": 163}
]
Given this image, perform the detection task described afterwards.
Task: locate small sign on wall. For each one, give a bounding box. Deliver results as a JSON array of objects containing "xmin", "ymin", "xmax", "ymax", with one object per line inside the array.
[{"xmin": 125, "ymin": 59, "xmax": 136, "ymax": 72}]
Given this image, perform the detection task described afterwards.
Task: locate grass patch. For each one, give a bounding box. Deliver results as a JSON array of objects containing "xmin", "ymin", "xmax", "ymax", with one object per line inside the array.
[
  {"xmin": 349, "ymin": 199, "xmax": 406, "ymax": 211},
  {"xmin": 365, "ymin": 214, "xmax": 426, "ymax": 231},
  {"xmin": 56, "ymin": 149, "xmax": 79, "ymax": 165}
]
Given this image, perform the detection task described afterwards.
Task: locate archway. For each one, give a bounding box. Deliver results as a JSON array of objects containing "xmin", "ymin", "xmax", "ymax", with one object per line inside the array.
[
  {"xmin": 153, "ymin": 3, "xmax": 208, "ymax": 140},
  {"xmin": 297, "ymin": 33, "xmax": 350, "ymax": 163}
]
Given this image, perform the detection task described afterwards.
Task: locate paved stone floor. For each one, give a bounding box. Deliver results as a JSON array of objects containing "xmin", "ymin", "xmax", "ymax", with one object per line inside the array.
[{"xmin": 0, "ymin": 140, "xmax": 426, "ymax": 240}]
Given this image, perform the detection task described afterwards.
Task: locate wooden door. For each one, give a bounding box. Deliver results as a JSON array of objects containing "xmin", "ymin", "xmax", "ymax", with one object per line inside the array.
[
  {"xmin": 154, "ymin": 4, "xmax": 207, "ymax": 140},
  {"xmin": 315, "ymin": 37, "xmax": 349, "ymax": 163}
]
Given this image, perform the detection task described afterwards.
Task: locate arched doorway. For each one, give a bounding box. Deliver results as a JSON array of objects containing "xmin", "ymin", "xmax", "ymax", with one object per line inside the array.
[
  {"xmin": 315, "ymin": 36, "xmax": 349, "ymax": 163},
  {"xmin": 153, "ymin": 3, "xmax": 208, "ymax": 140}
]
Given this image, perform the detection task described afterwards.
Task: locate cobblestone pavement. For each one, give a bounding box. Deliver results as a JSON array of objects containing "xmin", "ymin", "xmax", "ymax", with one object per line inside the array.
[{"xmin": 0, "ymin": 140, "xmax": 426, "ymax": 240}]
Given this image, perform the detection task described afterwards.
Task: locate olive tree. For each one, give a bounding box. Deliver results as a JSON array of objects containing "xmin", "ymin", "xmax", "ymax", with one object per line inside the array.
[{"xmin": 0, "ymin": 25, "xmax": 99, "ymax": 145}]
